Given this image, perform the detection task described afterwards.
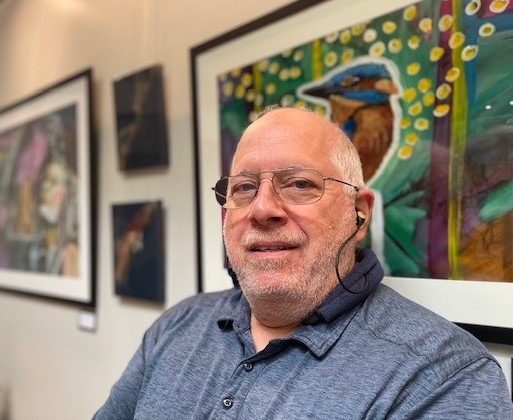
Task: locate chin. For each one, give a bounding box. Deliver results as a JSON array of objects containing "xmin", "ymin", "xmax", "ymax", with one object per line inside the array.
[
  {"xmin": 239, "ymin": 270, "xmax": 305, "ymax": 299},
  {"xmin": 240, "ymin": 273, "xmax": 287, "ymax": 293}
]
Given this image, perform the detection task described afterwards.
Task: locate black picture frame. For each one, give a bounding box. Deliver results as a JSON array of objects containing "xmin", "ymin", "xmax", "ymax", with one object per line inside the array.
[
  {"xmin": 190, "ymin": 0, "xmax": 513, "ymax": 344},
  {"xmin": 0, "ymin": 69, "xmax": 97, "ymax": 307}
]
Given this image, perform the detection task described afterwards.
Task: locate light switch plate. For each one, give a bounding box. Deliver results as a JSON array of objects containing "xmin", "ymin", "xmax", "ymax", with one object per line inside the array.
[{"xmin": 77, "ymin": 310, "xmax": 97, "ymax": 332}]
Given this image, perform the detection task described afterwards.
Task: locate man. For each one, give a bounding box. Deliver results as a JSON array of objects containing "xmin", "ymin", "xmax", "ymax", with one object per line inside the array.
[{"xmin": 94, "ymin": 107, "xmax": 513, "ymax": 419}]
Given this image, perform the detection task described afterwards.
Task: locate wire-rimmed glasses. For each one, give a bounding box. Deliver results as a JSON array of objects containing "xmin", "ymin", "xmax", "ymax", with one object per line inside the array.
[{"xmin": 212, "ymin": 168, "xmax": 358, "ymax": 209}]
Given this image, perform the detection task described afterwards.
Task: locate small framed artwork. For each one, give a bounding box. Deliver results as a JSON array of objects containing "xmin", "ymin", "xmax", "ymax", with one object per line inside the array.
[
  {"xmin": 112, "ymin": 200, "xmax": 165, "ymax": 303},
  {"xmin": 113, "ymin": 65, "xmax": 169, "ymax": 171},
  {"xmin": 0, "ymin": 69, "xmax": 96, "ymax": 306}
]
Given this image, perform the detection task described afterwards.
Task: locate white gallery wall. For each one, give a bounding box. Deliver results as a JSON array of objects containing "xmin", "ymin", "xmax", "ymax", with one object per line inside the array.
[{"xmin": 0, "ymin": 0, "xmax": 511, "ymax": 419}]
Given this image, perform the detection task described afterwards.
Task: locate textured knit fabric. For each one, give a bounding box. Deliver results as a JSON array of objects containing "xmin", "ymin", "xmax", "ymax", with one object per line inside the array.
[
  {"xmin": 312, "ymin": 248, "xmax": 384, "ymax": 323},
  {"xmin": 94, "ymin": 252, "xmax": 513, "ymax": 419}
]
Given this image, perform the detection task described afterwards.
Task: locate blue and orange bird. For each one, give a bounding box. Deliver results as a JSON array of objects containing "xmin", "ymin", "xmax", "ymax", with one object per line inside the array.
[{"xmin": 298, "ymin": 61, "xmax": 400, "ymax": 181}]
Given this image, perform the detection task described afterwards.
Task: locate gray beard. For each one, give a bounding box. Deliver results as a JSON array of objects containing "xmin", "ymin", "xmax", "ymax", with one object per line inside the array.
[
  {"xmin": 224, "ymin": 212, "xmax": 357, "ymax": 325},
  {"xmin": 228, "ymin": 232, "xmax": 341, "ymax": 324}
]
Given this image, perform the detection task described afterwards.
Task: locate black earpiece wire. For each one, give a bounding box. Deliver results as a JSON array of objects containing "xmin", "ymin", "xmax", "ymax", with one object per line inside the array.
[{"xmin": 335, "ymin": 211, "xmax": 370, "ymax": 294}]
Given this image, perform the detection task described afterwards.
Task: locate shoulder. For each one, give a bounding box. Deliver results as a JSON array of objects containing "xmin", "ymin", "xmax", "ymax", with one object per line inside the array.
[{"xmin": 356, "ymin": 284, "xmax": 496, "ymax": 384}]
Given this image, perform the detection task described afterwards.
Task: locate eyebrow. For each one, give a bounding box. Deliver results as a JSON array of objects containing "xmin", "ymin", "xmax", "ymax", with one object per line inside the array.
[{"xmin": 232, "ymin": 166, "xmax": 306, "ymax": 177}]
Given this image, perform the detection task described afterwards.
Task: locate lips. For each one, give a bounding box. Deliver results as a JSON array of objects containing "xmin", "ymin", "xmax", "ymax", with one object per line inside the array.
[{"xmin": 248, "ymin": 242, "xmax": 298, "ymax": 252}]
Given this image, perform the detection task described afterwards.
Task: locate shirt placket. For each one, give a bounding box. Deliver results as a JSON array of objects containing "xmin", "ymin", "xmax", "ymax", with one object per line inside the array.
[{"xmin": 208, "ymin": 355, "xmax": 268, "ymax": 419}]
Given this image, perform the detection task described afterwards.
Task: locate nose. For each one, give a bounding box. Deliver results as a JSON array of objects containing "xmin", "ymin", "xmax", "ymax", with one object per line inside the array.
[{"xmin": 246, "ymin": 178, "xmax": 287, "ymax": 225}]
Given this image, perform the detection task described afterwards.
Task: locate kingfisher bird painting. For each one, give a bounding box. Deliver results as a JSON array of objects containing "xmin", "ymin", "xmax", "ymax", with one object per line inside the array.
[{"xmin": 216, "ymin": 0, "xmax": 513, "ymax": 283}]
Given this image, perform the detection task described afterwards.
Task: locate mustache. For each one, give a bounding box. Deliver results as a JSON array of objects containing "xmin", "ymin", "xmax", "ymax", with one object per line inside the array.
[{"xmin": 240, "ymin": 229, "xmax": 305, "ymax": 248}]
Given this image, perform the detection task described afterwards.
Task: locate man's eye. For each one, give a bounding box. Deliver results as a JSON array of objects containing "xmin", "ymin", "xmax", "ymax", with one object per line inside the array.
[
  {"xmin": 294, "ymin": 179, "xmax": 311, "ymax": 189},
  {"xmin": 283, "ymin": 178, "xmax": 314, "ymax": 189},
  {"xmin": 232, "ymin": 182, "xmax": 257, "ymax": 193}
]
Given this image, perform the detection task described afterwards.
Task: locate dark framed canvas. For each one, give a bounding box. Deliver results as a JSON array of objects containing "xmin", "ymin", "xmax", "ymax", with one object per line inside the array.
[
  {"xmin": 113, "ymin": 65, "xmax": 169, "ymax": 172},
  {"xmin": 112, "ymin": 200, "xmax": 165, "ymax": 303},
  {"xmin": 0, "ymin": 69, "xmax": 96, "ymax": 306},
  {"xmin": 191, "ymin": 0, "xmax": 513, "ymax": 343}
]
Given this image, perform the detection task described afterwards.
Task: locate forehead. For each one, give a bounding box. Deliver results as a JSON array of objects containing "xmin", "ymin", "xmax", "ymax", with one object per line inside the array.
[{"xmin": 232, "ymin": 110, "xmax": 340, "ymax": 174}]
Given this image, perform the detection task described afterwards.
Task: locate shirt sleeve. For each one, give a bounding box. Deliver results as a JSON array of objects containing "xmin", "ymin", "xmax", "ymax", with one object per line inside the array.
[
  {"xmin": 92, "ymin": 327, "xmax": 157, "ymax": 420},
  {"xmin": 91, "ymin": 296, "xmax": 207, "ymax": 419},
  {"xmin": 92, "ymin": 346, "xmax": 145, "ymax": 419},
  {"xmin": 393, "ymin": 357, "xmax": 513, "ymax": 419}
]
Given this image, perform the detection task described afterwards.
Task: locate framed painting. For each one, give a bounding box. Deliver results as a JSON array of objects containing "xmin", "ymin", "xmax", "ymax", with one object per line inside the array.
[
  {"xmin": 191, "ymin": 0, "xmax": 513, "ymax": 343},
  {"xmin": 112, "ymin": 200, "xmax": 165, "ymax": 304},
  {"xmin": 0, "ymin": 69, "xmax": 96, "ymax": 306},
  {"xmin": 113, "ymin": 65, "xmax": 169, "ymax": 172}
]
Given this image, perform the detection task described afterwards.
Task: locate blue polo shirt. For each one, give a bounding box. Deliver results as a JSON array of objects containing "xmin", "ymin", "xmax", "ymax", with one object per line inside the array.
[{"xmin": 94, "ymin": 251, "xmax": 513, "ymax": 419}]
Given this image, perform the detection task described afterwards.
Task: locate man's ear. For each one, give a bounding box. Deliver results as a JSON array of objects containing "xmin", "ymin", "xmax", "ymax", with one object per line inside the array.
[
  {"xmin": 354, "ymin": 188, "xmax": 374, "ymax": 240},
  {"xmin": 356, "ymin": 210, "xmax": 366, "ymax": 227}
]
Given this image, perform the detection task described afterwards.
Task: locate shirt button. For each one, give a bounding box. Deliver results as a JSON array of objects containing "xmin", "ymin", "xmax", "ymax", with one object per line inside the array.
[
  {"xmin": 243, "ymin": 362, "xmax": 253, "ymax": 372},
  {"xmin": 222, "ymin": 397, "xmax": 233, "ymax": 409}
]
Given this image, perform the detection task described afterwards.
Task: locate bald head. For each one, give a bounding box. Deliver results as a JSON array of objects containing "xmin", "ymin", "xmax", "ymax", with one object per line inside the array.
[{"xmin": 233, "ymin": 106, "xmax": 364, "ymax": 188}]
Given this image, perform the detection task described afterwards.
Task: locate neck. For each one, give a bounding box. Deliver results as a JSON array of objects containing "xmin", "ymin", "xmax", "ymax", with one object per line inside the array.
[
  {"xmin": 246, "ymin": 292, "xmax": 324, "ymax": 352},
  {"xmin": 250, "ymin": 312, "xmax": 300, "ymax": 352}
]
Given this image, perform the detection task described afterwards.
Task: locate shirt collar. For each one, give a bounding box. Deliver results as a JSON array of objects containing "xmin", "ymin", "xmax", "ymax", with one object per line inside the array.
[{"xmin": 312, "ymin": 248, "xmax": 384, "ymax": 323}]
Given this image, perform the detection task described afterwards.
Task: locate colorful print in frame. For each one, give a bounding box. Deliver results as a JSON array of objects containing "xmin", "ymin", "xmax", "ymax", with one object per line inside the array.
[
  {"xmin": 216, "ymin": 0, "xmax": 513, "ymax": 283},
  {"xmin": 192, "ymin": 0, "xmax": 513, "ymax": 341},
  {"xmin": 0, "ymin": 69, "xmax": 95, "ymax": 305}
]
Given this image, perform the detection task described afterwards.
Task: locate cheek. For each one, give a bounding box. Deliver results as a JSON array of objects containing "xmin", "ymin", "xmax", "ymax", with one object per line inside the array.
[
  {"xmin": 222, "ymin": 215, "xmax": 242, "ymax": 247},
  {"xmin": 301, "ymin": 204, "xmax": 354, "ymax": 244}
]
